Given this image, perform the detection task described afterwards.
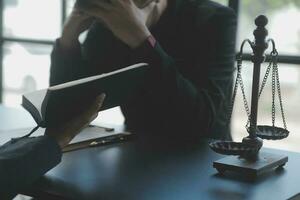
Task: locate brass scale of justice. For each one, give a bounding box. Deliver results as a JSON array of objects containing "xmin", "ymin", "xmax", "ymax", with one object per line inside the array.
[{"xmin": 209, "ymin": 15, "xmax": 290, "ymax": 178}]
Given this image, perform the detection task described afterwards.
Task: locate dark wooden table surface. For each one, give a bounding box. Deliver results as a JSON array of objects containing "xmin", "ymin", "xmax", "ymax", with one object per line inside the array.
[
  {"xmin": 25, "ymin": 140, "xmax": 300, "ymax": 200},
  {"xmin": 0, "ymin": 105, "xmax": 299, "ymax": 200}
]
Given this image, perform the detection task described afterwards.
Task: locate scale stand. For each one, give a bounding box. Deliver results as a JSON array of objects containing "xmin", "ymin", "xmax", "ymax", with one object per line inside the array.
[
  {"xmin": 213, "ymin": 151, "xmax": 288, "ymax": 179},
  {"xmin": 209, "ymin": 15, "xmax": 289, "ymax": 179}
]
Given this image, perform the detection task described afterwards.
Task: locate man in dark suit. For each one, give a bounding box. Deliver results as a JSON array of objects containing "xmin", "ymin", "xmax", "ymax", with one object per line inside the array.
[
  {"xmin": 51, "ymin": 0, "xmax": 237, "ymax": 140},
  {"xmin": 0, "ymin": 0, "xmax": 236, "ymax": 198},
  {"xmin": 0, "ymin": 94, "xmax": 105, "ymax": 199}
]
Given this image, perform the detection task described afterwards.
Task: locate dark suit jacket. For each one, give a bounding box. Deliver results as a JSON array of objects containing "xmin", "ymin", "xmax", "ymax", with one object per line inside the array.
[
  {"xmin": 0, "ymin": 136, "xmax": 61, "ymax": 199},
  {"xmin": 50, "ymin": 0, "xmax": 237, "ymax": 141}
]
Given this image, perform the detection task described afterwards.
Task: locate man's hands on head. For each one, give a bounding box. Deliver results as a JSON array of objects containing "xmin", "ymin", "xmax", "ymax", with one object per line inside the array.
[
  {"xmin": 45, "ymin": 94, "xmax": 106, "ymax": 149},
  {"xmin": 60, "ymin": 7, "xmax": 95, "ymax": 50},
  {"xmin": 61, "ymin": 0, "xmax": 163, "ymax": 49},
  {"xmin": 81, "ymin": 0, "xmax": 158, "ymax": 48},
  {"xmin": 60, "ymin": 6, "xmax": 94, "ymax": 49}
]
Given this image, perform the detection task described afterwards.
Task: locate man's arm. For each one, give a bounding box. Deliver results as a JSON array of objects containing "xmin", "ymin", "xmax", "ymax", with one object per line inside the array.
[
  {"xmin": 0, "ymin": 136, "xmax": 61, "ymax": 199},
  {"xmin": 50, "ymin": 0, "xmax": 237, "ymax": 139},
  {"xmin": 50, "ymin": 7, "xmax": 95, "ymax": 86},
  {"xmin": 127, "ymin": 4, "xmax": 237, "ymax": 138},
  {"xmin": 0, "ymin": 94, "xmax": 105, "ymax": 199}
]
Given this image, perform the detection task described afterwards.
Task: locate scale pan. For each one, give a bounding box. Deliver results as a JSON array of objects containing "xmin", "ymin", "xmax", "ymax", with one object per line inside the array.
[
  {"xmin": 209, "ymin": 141, "xmax": 257, "ymax": 156},
  {"xmin": 256, "ymin": 125, "xmax": 289, "ymax": 140}
]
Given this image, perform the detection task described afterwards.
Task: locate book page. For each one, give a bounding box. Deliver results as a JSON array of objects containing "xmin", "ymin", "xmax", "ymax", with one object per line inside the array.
[
  {"xmin": 23, "ymin": 89, "xmax": 48, "ymax": 115},
  {"xmin": 49, "ymin": 63, "xmax": 148, "ymax": 91}
]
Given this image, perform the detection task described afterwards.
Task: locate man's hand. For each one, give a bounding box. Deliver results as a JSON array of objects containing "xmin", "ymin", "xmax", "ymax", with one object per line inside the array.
[
  {"xmin": 81, "ymin": 0, "xmax": 159, "ymax": 48},
  {"xmin": 45, "ymin": 94, "xmax": 106, "ymax": 149},
  {"xmin": 60, "ymin": 7, "xmax": 95, "ymax": 50}
]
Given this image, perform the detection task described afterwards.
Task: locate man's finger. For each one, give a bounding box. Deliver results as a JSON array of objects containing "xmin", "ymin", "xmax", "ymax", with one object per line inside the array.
[
  {"xmin": 92, "ymin": 1, "xmax": 113, "ymax": 11},
  {"xmin": 141, "ymin": 0, "xmax": 157, "ymax": 12},
  {"xmin": 71, "ymin": 93, "xmax": 106, "ymax": 127},
  {"xmin": 65, "ymin": 94, "xmax": 105, "ymax": 133},
  {"xmin": 85, "ymin": 93, "xmax": 106, "ymax": 117},
  {"xmin": 81, "ymin": 5, "xmax": 108, "ymax": 18},
  {"xmin": 91, "ymin": 113, "xmax": 99, "ymax": 122},
  {"xmin": 140, "ymin": 0, "xmax": 157, "ymax": 8},
  {"xmin": 95, "ymin": 93, "xmax": 106, "ymax": 111}
]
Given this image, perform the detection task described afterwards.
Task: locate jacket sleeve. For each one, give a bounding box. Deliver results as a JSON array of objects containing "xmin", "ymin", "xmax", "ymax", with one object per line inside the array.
[
  {"xmin": 49, "ymin": 39, "xmax": 88, "ymax": 86},
  {"xmin": 49, "ymin": 23, "xmax": 131, "ymax": 86},
  {"xmin": 0, "ymin": 136, "xmax": 62, "ymax": 199},
  {"xmin": 129, "ymin": 6, "xmax": 237, "ymax": 138}
]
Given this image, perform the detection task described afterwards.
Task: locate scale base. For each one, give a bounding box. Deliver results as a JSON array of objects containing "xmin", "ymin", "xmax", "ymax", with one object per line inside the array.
[{"xmin": 213, "ymin": 151, "xmax": 288, "ymax": 179}]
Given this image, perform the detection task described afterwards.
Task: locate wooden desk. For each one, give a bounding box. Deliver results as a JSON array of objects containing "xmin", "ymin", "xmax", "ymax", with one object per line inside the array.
[{"xmin": 0, "ymin": 105, "xmax": 299, "ymax": 200}]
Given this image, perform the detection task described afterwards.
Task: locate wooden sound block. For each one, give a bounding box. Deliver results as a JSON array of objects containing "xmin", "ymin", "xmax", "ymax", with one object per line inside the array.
[{"xmin": 213, "ymin": 151, "xmax": 288, "ymax": 178}]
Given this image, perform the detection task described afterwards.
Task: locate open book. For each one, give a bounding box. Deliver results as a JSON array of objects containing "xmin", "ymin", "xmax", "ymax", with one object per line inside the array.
[{"xmin": 22, "ymin": 63, "xmax": 149, "ymax": 128}]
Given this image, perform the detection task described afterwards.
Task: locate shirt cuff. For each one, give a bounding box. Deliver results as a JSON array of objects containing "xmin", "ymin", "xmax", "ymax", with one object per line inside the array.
[{"xmin": 131, "ymin": 35, "xmax": 171, "ymax": 68}]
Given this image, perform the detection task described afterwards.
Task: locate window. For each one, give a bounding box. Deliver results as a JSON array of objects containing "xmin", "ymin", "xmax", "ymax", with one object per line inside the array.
[
  {"xmin": 1, "ymin": 0, "xmax": 60, "ymax": 106},
  {"xmin": 3, "ymin": 42, "xmax": 52, "ymax": 106},
  {"xmin": 3, "ymin": 0, "xmax": 62, "ymax": 40},
  {"xmin": 231, "ymin": 62, "xmax": 300, "ymax": 152},
  {"xmin": 237, "ymin": 0, "xmax": 300, "ymax": 56},
  {"xmin": 231, "ymin": 0, "xmax": 300, "ymax": 152}
]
